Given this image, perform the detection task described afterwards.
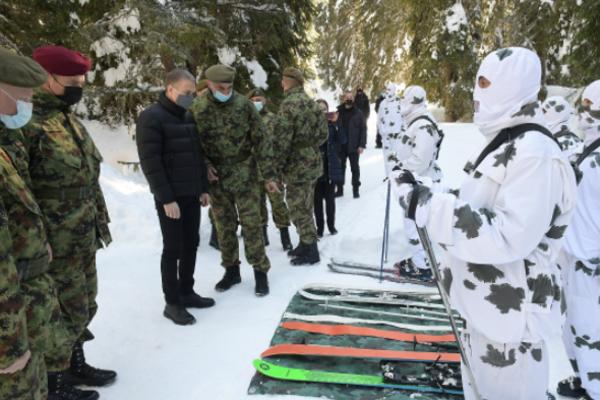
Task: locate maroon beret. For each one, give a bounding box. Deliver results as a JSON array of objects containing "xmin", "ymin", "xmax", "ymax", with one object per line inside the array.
[{"xmin": 33, "ymin": 45, "xmax": 92, "ymax": 76}]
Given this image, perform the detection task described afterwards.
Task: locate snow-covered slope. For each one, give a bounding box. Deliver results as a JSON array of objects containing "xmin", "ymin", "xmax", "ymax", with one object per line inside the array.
[{"xmin": 87, "ymin": 118, "xmax": 571, "ymax": 399}]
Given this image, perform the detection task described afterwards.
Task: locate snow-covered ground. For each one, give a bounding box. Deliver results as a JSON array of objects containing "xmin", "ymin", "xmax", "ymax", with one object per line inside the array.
[{"xmin": 85, "ymin": 115, "xmax": 572, "ymax": 399}]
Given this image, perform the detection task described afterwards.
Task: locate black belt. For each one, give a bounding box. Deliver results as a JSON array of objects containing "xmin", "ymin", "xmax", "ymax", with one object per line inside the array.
[{"xmin": 34, "ymin": 186, "xmax": 95, "ymax": 201}]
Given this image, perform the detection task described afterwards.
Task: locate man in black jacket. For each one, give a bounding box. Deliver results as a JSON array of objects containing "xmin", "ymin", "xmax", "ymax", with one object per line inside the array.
[
  {"xmin": 337, "ymin": 91, "xmax": 367, "ymax": 198},
  {"xmin": 136, "ymin": 69, "xmax": 215, "ymax": 326}
]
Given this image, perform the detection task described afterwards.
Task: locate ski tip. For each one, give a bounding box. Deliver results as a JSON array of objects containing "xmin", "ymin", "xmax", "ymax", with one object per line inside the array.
[{"xmin": 253, "ymin": 358, "xmax": 272, "ymax": 373}]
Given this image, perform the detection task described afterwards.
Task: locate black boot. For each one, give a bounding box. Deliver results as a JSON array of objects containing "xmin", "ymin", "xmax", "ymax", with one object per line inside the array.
[
  {"xmin": 335, "ymin": 185, "xmax": 344, "ymax": 198},
  {"xmin": 557, "ymin": 376, "xmax": 587, "ymax": 398},
  {"xmin": 353, "ymin": 186, "xmax": 360, "ymax": 198},
  {"xmin": 163, "ymin": 304, "xmax": 196, "ymax": 325},
  {"xmin": 287, "ymin": 242, "xmax": 304, "ymax": 257},
  {"xmin": 215, "ymin": 264, "xmax": 241, "ymax": 292},
  {"xmin": 180, "ymin": 292, "xmax": 215, "ymax": 309},
  {"xmin": 209, "ymin": 224, "xmax": 219, "ymax": 250},
  {"xmin": 254, "ymin": 269, "xmax": 269, "ymax": 297},
  {"xmin": 291, "ymin": 242, "xmax": 320, "ymax": 266},
  {"xmin": 279, "ymin": 227, "xmax": 293, "ymax": 251},
  {"xmin": 65, "ymin": 342, "xmax": 117, "ymax": 388},
  {"xmin": 49, "ymin": 371, "xmax": 99, "ymax": 400},
  {"xmin": 263, "ymin": 225, "xmax": 270, "ymax": 246},
  {"xmin": 317, "ymin": 227, "xmax": 324, "ymax": 238}
]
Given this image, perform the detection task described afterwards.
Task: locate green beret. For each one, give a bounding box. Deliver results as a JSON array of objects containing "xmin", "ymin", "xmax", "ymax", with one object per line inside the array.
[
  {"xmin": 282, "ymin": 67, "xmax": 304, "ymax": 84},
  {"xmin": 0, "ymin": 47, "xmax": 48, "ymax": 88},
  {"xmin": 205, "ymin": 64, "xmax": 235, "ymax": 83},
  {"xmin": 247, "ymin": 88, "xmax": 266, "ymax": 99}
]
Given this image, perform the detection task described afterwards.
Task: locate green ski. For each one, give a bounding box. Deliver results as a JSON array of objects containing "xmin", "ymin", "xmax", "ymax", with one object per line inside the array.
[{"xmin": 252, "ymin": 359, "xmax": 463, "ymax": 396}]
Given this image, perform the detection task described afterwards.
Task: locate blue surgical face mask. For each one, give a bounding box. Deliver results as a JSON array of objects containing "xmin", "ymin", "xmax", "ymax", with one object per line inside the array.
[
  {"xmin": 213, "ymin": 89, "xmax": 232, "ymax": 103},
  {"xmin": 253, "ymin": 101, "xmax": 264, "ymax": 112},
  {"xmin": 0, "ymin": 88, "xmax": 33, "ymax": 129}
]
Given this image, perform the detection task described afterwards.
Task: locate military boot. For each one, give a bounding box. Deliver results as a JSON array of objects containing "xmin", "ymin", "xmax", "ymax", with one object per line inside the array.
[
  {"xmin": 49, "ymin": 371, "xmax": 99, "ymax": 400},
  {"xmin": 263, "ymin": 225, "xmax": 270, "ymax": 246},
  {"xmin": 557, "ymin": 376, "xmax": 587, "ymax": 398},
  {"xmin": 65, "ymin": 342, "xmax": 117, "ymax": 387},
  {"xmin": 287, "ymin": 242, "xmax": 305, "ymax": 257},
  {"xmin": 291, "ymin": 242, "xmax": 320, "ymax": 266},
  {"xmin": 180, "ymin": 292, "xmax": 215, "ymax": 309},
  {"xmin": 163, "ymin": 304, "xmax": 196, "ymax": 325},
  {"xmin": 209, "ymin": 224, "xmax": 219, "ymax": 250},
  {"xmin": 254, "ymin": 269, "xmax": 269, "ymax": 297},
  {"xmin": 215, "ymin": 264, "xmax": 242, "ymax": 292},
  {"xmin": 280, "ymin": 227, "xmax": 293, "ymax": 251}
]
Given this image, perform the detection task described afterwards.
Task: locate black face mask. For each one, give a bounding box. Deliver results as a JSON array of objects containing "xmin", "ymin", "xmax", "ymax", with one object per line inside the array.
[
  {"xmin": 57, "ymin": 86, "xmax": 83, "ymax": 106},
  {"xmin": 344, "ymin": 100, "xmax": 353, "ymax": 107}
]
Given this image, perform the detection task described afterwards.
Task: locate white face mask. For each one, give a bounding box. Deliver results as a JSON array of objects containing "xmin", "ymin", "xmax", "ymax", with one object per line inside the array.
[
  {"xmin": 0, "ymin": 87, "xmax": 33, "ymax": 129},
  {"xmin": 541, "ymin": 96, "xmax": 572, "ymax": 133},
  {"xmin": 577, "ymin": 80, "xmax": 600, "ymax": 143},
  {"xmin": 473, "ymin": 47, "xmax": 542, "ymax": 136},
  {"xmin": 400, "ymin": 85, "xmax": 427, "ymax": 118}
]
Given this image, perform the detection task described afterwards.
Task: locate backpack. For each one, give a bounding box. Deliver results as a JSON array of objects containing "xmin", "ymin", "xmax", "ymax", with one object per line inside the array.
[{"xmin": 408, "ymin": 115, "xmax": 444, "ymax": 160}]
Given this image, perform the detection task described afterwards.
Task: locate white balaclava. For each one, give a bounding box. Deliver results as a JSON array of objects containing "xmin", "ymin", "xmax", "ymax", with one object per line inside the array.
[
  {"xmin": 542, "ymin": 96, "xmax": 572, "ymax": 134},
  {"xmin": 400, "ymin": 85, "xmax": 427, "ymax": 120},
  {"xmin": 578, "ymin": 80, "xmax": 600, "ymax": 145},
  {"xmin": 473, "ymin": 47, "xmax": 541, "ymax": 136}
]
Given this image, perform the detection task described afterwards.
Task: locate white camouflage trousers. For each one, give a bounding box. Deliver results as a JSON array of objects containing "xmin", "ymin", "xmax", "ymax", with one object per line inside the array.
[{"xmin": 403, "ymin": 217, "xmax": 427, "ymax": 269}]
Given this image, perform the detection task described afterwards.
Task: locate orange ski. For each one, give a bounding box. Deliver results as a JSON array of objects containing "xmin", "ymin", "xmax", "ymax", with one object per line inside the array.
[
  {"xmin": 261, "ymin": 343, "xmax": 460, "ymax": 363},
  {"xmin": 280, "ymin": 321, "xmax": 456, "ymax": 343}
]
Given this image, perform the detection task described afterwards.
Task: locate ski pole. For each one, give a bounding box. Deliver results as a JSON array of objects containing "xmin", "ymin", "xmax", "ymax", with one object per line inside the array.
[
  {"xmin": 415, "ymin": 226, "xmax": 482, "ymax": 400},
  {"xmin": 384, "ymin": 181, "xmax": 391, "ymax": 263},
  {"xmin": 379, "ymin": 181, "xmax": 391, "ymax": 282}
]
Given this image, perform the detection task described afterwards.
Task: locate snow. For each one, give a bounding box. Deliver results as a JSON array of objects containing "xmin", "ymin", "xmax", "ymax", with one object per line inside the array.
[
  {"xmin": 86, "ymin": 112, "xmax": 572, "ymax": 399},
  {"xmin": 217, "ymin": 46, "xmax": 241, "ymax": 66},
  {"xmin": 445, "ymin": 2, "xmax": 468, "ymax": 33},
  {"xmin": 113, "ymin": 7, "xmax": 141, "ymax": 34},
  {"xmin": 243, "ymin": 59, "xmax": 269, "ymax": 89}
]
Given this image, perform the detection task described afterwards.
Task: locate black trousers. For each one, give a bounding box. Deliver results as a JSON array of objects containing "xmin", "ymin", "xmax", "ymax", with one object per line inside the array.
[
  {"xmin": 314, "ymin": 180, "xmax": 336, "ymax": 233},
  {"xmin": 376, "ymin": 132, "xmax": 382, "ymax": 148},
  {"xmin": 155, "ymin": 196, "xmax": 200, "ymax": 305},
  {"xmin": 339, "ymin": 147, "xmax": 361, "ymax": 188}
]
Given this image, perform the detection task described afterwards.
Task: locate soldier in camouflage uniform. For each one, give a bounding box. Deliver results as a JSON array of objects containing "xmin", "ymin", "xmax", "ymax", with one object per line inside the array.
[
  {"xmin": 20, "ymin": 45, "xmax": 116, "ymax": 399},
  {"xmin": 247, "ymin": 88, "xmax": 293, "ymax": 251},
  {"xmin": 542, "ymin": 96, "xmax": 583, "ymax": 162},
  {"xmin": 277, "ymin": 68, "xmax": 328, "ymax": 265},
  {"xmin": 0, "ymin": 47, "xmax": 58, "ymax": 400},
  {"xmin": 190, "ymin": 65, "xmax": 279, "ymax": 297},
  {"xmin": 392, "ymin": 48, "xmax": 578, "ymax": 400}
]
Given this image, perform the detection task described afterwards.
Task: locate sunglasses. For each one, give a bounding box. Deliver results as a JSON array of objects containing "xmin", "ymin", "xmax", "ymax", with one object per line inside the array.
[{"xmin": 579, "ymin": 103, "xmax": 600, "ymax": 119}]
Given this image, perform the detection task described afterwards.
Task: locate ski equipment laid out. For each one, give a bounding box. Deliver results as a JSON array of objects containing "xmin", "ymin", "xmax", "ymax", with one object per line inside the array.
[
  {"xmin": 253, "ymin": 359, "xmax": 464, "ymax": 396},
  {"xmin": 317, "ymin": 303, "xmax": 462, "ymax": 323},
  {"xmin": 261, "ymin": 343, "xmax": 460, "ymax": 363},
  {"xmin": 328, "ymin": 263, "xmax": 436, "ymax": 286},
  {"xmin": 280, "ymin": 321, "xmax": 457, "ymax": 343}
]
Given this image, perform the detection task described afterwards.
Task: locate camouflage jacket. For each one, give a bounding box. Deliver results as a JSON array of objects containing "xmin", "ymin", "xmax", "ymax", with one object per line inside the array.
[
  {"xmin": 190, "ymin": 91, "xmax": 275, "ymax": 191},
  {"xmin": 19, "ymin": 92, "xmax": 112, "ymax": 258},
  {"xmin": 276, "ymin": 86, "xmax": 328, "ymax": 184},
  {"xmin": 0, "ymin": 149, "xmax": 29, "ymax": 369},
  {"xmin": 553, "ymin": 124, "xmax": 584, "ymax": 163},
  {"xmin": 0, "ymin": 128, "xmax": 49, "ymax": 268},
  {"xmin": 392, "ymin": 104, "xmax": 578, "ymax": 343}
]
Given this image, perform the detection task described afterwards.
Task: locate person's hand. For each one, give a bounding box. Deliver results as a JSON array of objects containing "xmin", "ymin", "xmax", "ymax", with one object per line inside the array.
[
  {"xmin": 207, "ymin": 165, "xmax": 219, "ymax": 183},
  {"xmin": 265, "ymin": 180, "xmax": 280, "ymax": 193},
  {"xmin": 357, "ymin": 147, "xmax": 365, "ymax": 155},
  {"xmin": 200, "ymin": 193, "xmax": 210, "ymax": 207},
  {"xmin": 163, "ymin": 202, "xmax": 181, "ymax": 219},
  {"xmin": 390, "ymin": 168, "xmax": 432, "ymax": 227},
  {"xmin": 0, "ymin": 351, "xmax": 31, "ymax": 374},
  {"xmin": 46, "ymin": 243, "xmax": 53, "ymax": 263}
]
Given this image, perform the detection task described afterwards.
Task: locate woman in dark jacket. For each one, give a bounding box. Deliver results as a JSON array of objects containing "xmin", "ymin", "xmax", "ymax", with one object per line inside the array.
[
  {"xmin": 314, "ymin": 99, "xmax": 344, "ymax": 237},
  {"xmin": 136, "ymin": 69, "xmax": 214, "ymax": 326}
]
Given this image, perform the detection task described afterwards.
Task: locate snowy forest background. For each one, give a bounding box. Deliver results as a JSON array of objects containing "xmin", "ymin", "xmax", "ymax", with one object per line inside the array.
[{"xmin": 1, "ymin": 0, "xmax": 599, "ymax": 124}]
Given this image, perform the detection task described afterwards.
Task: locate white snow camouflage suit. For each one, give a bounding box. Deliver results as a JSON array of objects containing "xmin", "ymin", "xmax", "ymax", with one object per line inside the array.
[
  {"xmin": 542, "ymin": 95, "xmax": 583, "ymax": 162},
  {"xmin": 391, "ymin": 47, "xmax": 578, "ymax": 400}
]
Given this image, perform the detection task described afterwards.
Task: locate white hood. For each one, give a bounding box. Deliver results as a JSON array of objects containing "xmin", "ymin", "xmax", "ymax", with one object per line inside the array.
[
  {"xmin": 542, "ymin": 96, "xmax": 572, "ymax": 134},
  {"xmin": 400, "ymin": 85, "xmax": 428, "ymax": 122},
  {"xmin": 473, "ymin": 47, "xmax": 542, "ymax": 137},
  {"xmin": 578, "ymin": 79, "xmax": 600, "ymax": 145}
]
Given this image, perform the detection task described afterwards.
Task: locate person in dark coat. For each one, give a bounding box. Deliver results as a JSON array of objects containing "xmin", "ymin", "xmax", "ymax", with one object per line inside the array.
[
  {"xmin": 355, "ymin": 87, "xmax": 370, "ymax": 121},
  {"xmin": 375, "ymin": 91, "xmax": 385, "ymax": 148},
  {"xmin": 315, "ymin": 100, "xmax": 343, "ymax": 237},
  {"xmin": 136, "ymin": 69, "xmax": 215, "ymax": 326},
  {"xmin": 336, "ymin": 91, "xmax": 367, "ymax": 198}
]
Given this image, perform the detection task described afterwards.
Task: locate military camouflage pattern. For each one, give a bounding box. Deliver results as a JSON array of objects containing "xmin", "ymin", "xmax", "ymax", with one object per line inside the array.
[
  {"xmin": 0, "ymin": 351, "xmax": 45, "ymax": 400},
  {"xmin": 286, "ymin": 182, "xmax": 317, "ymax": 245},
  {"xmin": 19, "ymin": 91, "xmax": 111, "ymax": 369},
  {"xmin": 248, "ymin": 290, "xmax": 459, "ymax": 400},
  {"xmin": 191, "ymin": 91, "xmax": 274, "ymax": 271},
  {"xmin": 275, "ymin": 86, "xmax": 328, "ymax": 184}
]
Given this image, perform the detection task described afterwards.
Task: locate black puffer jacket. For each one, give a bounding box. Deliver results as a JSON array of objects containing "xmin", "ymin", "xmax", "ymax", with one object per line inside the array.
[
  {"xmin": 337, "ymin": 105, "xmax": 367, "ymax": 153},
  {"xmin": 136, "ymin": 92, "xmax": 209, "ymax": 204}
]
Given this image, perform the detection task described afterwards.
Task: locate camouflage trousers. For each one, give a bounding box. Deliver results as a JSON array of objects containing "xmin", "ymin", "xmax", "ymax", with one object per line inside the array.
[
  {"xmin": 45, "ymin": 252, "xmax": 97, "ymax": 371},
  {"xmin": 211, "ymin": 182, "xmax": 270, "ymax": 272},
  {"xmin": 403, "ymin": 217, "xmax": 427, "ymax": 269},
  {"xmin": 260, "ymin": 182, "xmax": 290, "ymax": 229},
  {"xmin": 461, "ymin": 328, "xmax": 548, "ymax": 400},
  {"xmin": 561, "ymin": 251, "xmax": 600, "ymax": 399},
  {"xmin": 286, "ymin": 182, "xmax": 318, "ymax": 245},
  {"xmin": 0, "ymin": 273, "xmax": 62, "ymax": 399}
]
